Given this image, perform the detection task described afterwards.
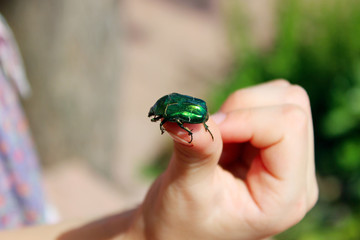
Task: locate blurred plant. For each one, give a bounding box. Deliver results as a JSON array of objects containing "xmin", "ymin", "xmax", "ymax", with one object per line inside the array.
[{"xmin": 211, "ymin": 0, "xmax": 360, "ymax": 238}]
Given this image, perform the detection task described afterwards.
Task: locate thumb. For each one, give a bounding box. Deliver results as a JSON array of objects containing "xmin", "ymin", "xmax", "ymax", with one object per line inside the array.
[{"xmin": 163, "ymin": 116, "xmax": 223, "ymax": 183}]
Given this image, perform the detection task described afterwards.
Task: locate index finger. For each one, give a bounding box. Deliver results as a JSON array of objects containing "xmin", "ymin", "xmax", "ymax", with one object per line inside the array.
[
  {"xmin": 216, "ymin": 80, "xmax": 317, "ymax": 207},
  {"xmin": 218, "ymin": 104, "xmax": 309, "ymax": 194}
]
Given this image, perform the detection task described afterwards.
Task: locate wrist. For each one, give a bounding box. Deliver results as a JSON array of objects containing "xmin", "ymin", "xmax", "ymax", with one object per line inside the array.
[{"xmin": 122, "ymin": 206, "xmax": 146, "ymax": 240}]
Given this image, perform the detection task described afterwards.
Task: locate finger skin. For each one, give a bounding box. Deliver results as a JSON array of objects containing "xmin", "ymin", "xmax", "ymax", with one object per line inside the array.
[
  {"xmin": 135, "ymin": 81, "xmax": 318, "ymax": 240},
  {"xmin": 220, "ymin": 79, "xmax": 318, "ymax": 209},
  {"xmin": 162, "ymin": 118, "xmax": 223, "ymax": 186},
  {"xmin": 217, "ymin": 105, "xmax": 312, "ymax": 233},
  {"xmin": 139, "ymin": 105, "xmax": 313, "ymax": 239}
]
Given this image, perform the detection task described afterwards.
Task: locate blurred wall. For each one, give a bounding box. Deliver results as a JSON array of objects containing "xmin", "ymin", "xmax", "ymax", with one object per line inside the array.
[{"xmin": 0, "ymin": 0, "xmax": 122, "ymax": 176}]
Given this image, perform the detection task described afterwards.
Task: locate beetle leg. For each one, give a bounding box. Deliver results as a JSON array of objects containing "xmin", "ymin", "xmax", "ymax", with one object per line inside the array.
[
  {"xmin": 151, "ymin": 116, "xmax": 162, "ymax": 122},
  {"xmin": 204, "ymin": 123, "xmax": 214, "ymax": 141},
  {"xmin": 160, "ymin": 119, "xmax": 167, "ymax": 134},
  {"xmin": 175, "ymin": 119, "xmax": 193, "ymax": 143}
]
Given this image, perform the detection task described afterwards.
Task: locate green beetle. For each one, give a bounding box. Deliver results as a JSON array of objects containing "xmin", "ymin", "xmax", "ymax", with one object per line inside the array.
[{"xmin": 148, "ymin": 93, "xmax": 214, "ymax": 143}]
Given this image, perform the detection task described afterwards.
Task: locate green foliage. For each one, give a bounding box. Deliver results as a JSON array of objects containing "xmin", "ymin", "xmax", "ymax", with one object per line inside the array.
[
  {"xmin": 276, "ymin": 206, "xmax": 360, "ymax": 240},
  {"xmin": 212, "ymin": 0, "xmax": 360, "ymax": 238}
]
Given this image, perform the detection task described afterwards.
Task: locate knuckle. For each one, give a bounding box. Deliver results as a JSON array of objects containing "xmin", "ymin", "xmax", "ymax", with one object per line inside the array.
[
  {"xmin": 308, "ymin": 184, "xmax": 319, "ymax": 210},
  {"xmin": 249, "ymin": 194, "xmax": 310, "ymax": 236},
  {"xmin": 274, "ymin": 197, "xmax": 308, "ymax": 233},
  {"xmin": 285, "ymin": 85, "xmax": 310, "ymax": 107},
  {"xmin": 222, "ymin": 89, "xmax": 248, "ymax": 110},
  {"xmin": 291, "ymin": 196, "xmax": 308, "ymax": 224},
  {"xmin": 232, "ymin": 89, "xmax": 248, "ymax": 102},
  {"xmin": 271, "ymin": 78, "xmax": 291, "ymax": 86},
  {"xmin": 282, "ymin": 104, "xmax": 308, "ymax": 129}
]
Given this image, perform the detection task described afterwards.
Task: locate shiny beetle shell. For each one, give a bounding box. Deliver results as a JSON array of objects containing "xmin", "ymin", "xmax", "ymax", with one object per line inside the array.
[{"xmin": 148, "ymin": 93, "xmax": 214, "ymax": 143}]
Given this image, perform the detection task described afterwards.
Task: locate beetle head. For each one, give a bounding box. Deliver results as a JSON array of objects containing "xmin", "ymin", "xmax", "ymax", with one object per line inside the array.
[{"xmin": 148, "ymin": 107, "xmax": 155, "ymax": 118}]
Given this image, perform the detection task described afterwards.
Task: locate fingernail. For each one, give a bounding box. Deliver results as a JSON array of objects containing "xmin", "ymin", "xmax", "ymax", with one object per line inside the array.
[
  {"xmin": 167, "ymin": 132, "xmax": 193, "ymax": 145},
  {"xmin": 211, "ymin": 112, "xmax": 226, "ymax": 125}
]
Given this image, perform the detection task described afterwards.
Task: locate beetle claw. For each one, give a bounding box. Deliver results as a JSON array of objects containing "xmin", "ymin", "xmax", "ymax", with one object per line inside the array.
[
  {"xmin": 204, "ymin": 123, "xmax": 214, "ymax": 141},
  {"xmin": 188, "ymin": 133, "xmax": 193, "ymax": 143},
  {"xmin": 160, "ymin": 126, "xmax": 165, "ymax": 134}
]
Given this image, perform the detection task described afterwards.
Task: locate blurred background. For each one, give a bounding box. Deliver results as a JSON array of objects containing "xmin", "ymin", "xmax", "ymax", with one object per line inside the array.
[{"xmin": 0, "ymin": 0, "xmax": 360, "ymax": 238}]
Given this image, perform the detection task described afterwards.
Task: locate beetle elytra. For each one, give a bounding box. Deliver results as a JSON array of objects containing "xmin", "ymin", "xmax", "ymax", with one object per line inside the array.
[{"xmin": 148, "ymin": 93, "xmax": 214, "ymax": 143}]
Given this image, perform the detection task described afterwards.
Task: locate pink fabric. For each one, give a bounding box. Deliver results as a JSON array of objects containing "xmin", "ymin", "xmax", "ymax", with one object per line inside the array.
[{"xmin": 0, "ymin": 14, "xmax": 45, "ymax": 229}]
